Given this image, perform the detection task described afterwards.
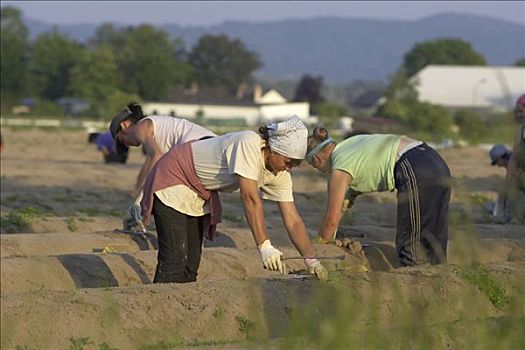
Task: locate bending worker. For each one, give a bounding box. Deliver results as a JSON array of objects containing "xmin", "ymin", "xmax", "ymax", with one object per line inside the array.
[
  {"xmin": 306, "ymin": 127, "xmax": 451, "ymax": 266},
  {"xmin": 141, "ymin": 115, "xmax": 328, "ymax": 283},
  {"xmin": 504, "ymin": 93, "xmax": 525, "ymax": 224},
  {"xmin": 488, "ymin": 144, "xmax": 512, "ymax": 223},
  {"xmin": 110, "ymin": 102, "xmax": 216, "ymax": 230}
]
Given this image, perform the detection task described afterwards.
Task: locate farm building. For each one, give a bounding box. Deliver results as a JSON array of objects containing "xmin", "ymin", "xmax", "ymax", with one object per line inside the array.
[
  {"xmin": 409, "ymin": 65, "xmax": 525, "ymax": 111},
  {"xmin": 143, "ymin": 84, "xmax": 313, "ymax": 126}
]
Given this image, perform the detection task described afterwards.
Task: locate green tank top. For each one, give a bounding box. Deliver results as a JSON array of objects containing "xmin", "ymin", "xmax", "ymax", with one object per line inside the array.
[{"xmin": 331, "ymin": 134, "xmax": 402, "ymax": 193}]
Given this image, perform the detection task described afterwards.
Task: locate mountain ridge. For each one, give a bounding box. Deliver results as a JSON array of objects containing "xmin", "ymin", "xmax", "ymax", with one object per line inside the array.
[{"xmin": 20, "ymin": 13, "xmax": 525, "ymax": 83}]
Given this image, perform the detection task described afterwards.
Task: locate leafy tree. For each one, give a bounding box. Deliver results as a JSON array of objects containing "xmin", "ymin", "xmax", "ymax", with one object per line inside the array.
[
  {"xmin": 403, "ymin": 38, "xmax": 486, "ymax": 77},
  {"xmin": 69, "ymin": 46, "xmax": 139, "ymax": 118},
  {"xmin": 30, "ymin": 31, "xmax": 82, "ymax": 100},
  {"xmin": 1, "ymin": 6, "xmax": 28, "ymax": 38},
  {"xmin": 382, "ymin": 70, "xmax": 417, "ymax": 102},
  {"xmin": 408, "ymin": 102, "xmax": 452, "ymax": 136},
  {"xmin": 87, "ymin": 23, "xmax": 127, "ymax": 49},
  {"xmin": 1, "ymin": 6, "xmax": 29, "ymax": 97},
  {"xmin": 377, "ymin": 99, "xmax": 411, "ymax": 122},
  {"xmin": 314, "ymin": 101, "xmax": 348, "ymax": 128},
  {"xmin": 189, "ymin": 34, "xmax": 262, "ymax": 91},
  {"xmin": 454, "ymin": 109, "xmax": 486, "ymax": 143},
  {"xmin": 294, "ymin": 74, "xmax": 324, "ymax": 104},
  {"xmin": 116, "ymin": 25, "xmax": 189, "ymax": 100},
  {"xmin": 377, "ymin": 70, "xmax": 417, "ymax": 123},
  {"xmin": 514, "ymin": 57, "xmax": 525, "ymax": 67},
  {"xmin": 314, "ymin": 101, "xmax": 348, "ymax": 118},
  {"xmin": 377, "ymin": 69, "xmax": 452, "ymax": 137}
]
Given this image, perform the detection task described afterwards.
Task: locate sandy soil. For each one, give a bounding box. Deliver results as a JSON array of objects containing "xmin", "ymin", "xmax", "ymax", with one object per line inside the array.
[{"xmin": 1, "ymin": 127, "xmax": 524, "ymax": 349}]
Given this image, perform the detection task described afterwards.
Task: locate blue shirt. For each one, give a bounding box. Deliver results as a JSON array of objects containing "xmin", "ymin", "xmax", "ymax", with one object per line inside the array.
[{"xmin": 95, "ymin": 132, "xmax": 115, "ymax": 152}]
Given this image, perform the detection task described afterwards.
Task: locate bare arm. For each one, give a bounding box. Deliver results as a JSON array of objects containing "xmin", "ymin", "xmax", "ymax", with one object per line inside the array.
[
  {"xmin": 319, "ymin": 170, "xmax": 352, "ymax": 242},
  {"xmin": 238, "ymin": 175, "xmax": 270, "ymax": 246},
  {"xmin": 132, "ymin": 121, "xmax": 164, "ymax": 198},
  {"xmin": 278, "ymin": 201, "xmax": 315, "ymax": 257}
]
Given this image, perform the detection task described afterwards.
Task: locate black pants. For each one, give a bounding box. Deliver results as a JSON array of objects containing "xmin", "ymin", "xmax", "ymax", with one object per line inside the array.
[
  {"xmin": 152, "ymin": 195, "xmax": 204, "ymax": 283},
  {"xmin": 104, "ymin": 151, "xmax": 128, "ymax": 164},
  {"xmin": 394, "ymin": 144, "xmax": 451, "ymax": 266}
]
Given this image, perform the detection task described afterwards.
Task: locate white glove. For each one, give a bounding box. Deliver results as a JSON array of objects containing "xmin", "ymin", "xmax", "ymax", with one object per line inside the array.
[
  {"xmin": 124, "ymin": 202, "xmax": 146, "ymax": 233},
  {"xmin": 129, "ymin": 203, "xmax": 142, "ymax": 223},
  {"xmin": 258, "ymin": 239, "xmax": 285, "ymax": 274},
  {"xmin": 305, "ymin": 258, "xmax": 328, "ymax": 281}
]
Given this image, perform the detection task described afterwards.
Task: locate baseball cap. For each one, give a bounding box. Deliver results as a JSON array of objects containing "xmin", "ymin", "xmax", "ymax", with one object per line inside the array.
[
  {"xmin": 489, "ymin": 144, "xmax": 508, "ymax": 165},
  {"xmin": 109, "ymin": 109, "xmax": 132, "ymax": 138},
  {"xmin": 109, "ymin": 109, "xmax": 132, "ymax": 155}
]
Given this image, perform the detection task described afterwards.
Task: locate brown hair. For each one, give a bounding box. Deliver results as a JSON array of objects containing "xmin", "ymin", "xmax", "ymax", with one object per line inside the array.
[
  {"xmin": 306, "ymin": 126, "xmax": 330, "ymax": 154},
  {"xmin": 258, "ymin": 125, "xmax": 271, "ymax": 149}
]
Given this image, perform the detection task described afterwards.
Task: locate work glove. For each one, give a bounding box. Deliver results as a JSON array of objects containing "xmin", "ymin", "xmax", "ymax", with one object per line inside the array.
[
  {"xmin": 305, "ymin": 258, "xmax": 329, "ymax": 281},
  {"xmin": 129, "ymin": 203, "xmax": 142, "ymax": 224},
  {"xmin": 258, "ymin": 239, "xmax": 285, "ymax": 274},
  {"xmin": 123, "ymin": 201, "xmax": 146, "ymax": 233}
]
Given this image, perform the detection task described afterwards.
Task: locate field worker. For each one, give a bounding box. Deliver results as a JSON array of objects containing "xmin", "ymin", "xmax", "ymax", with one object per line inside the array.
[
  {"xmin": 305, "ymin": 127, "xmax": 451, "ymax": 266},
  {"xmin": 141, "ymin": 115, "xmax": 328, "ymax": 283},
  {"xmin": 489, "ymin": 144, "xmax": 512, "ymax": 168},
  {"xmin": 110, "ymin": 102, "xmax": 216, "ymax": 231},
  {"xmin": 488, "ymin": 144, "xmax": 512, "ymax": 223},
  {"xmin": 504, "ymin": 93, "xmax": 525, "ymax": 224},
  {"xmin": 92, "ymin": 131, "xmax": 128, "ymax": 164}
]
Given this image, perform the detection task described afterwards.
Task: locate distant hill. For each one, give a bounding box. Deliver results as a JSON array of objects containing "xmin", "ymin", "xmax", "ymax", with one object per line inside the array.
[{"xmin": 22, "ymin": 13, "xmax": 525, "ymax": 84}]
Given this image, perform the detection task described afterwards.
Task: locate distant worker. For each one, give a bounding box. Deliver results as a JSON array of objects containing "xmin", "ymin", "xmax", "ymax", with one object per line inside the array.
[
  {"xmin": 504, "ymin": 94, "xmax": 525, "ymax": 224},
  {"xmin": 110, "ymin": 102, "xmax": 216, "ymax": 231},
  {"xmin": 93, "ymin": 131, "xmax": 128, "ymax": 164},
  {"xmin": 490, "ymin": 144, "xmax": 512, "ymax": 168},
  {"xmin": 488, "ymin": 144, "xmax": 512, "ymax": 223}
]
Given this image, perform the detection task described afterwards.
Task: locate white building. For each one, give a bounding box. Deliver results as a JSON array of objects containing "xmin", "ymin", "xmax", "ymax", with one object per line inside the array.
[
  {"xmin": 410, "ymin": 65, "xmax": 525, "ymax": 111},
  {"xmin": 143, "ymin": 85, "xmax": 314, "ymax": 126}
]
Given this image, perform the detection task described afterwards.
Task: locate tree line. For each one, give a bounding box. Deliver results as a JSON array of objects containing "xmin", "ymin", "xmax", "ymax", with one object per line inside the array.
[
  {"xmin": 1, "ymin": 7, "xmax": 262, "ymax": 118},
  {"xmin": 2, "ymin": 5, "xmax": 524, "ymax": 142}
]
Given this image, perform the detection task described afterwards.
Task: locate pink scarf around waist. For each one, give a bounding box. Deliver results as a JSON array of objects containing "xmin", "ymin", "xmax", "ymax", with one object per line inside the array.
[{"xmin": 140, "ymin": 141, "xmax": 222, "ymax": 240}]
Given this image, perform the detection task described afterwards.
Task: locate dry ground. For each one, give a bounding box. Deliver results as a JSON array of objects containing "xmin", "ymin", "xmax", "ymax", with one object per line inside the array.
[{"xmin": 1, "ymin": 127, "xmax": 524, "ymax": 349}]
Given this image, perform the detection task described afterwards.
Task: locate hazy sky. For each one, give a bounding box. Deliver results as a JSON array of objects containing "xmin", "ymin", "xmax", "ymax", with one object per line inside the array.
[{"xmin": 3, "ymin": 1, "xmax": 525, "ymax": 26}]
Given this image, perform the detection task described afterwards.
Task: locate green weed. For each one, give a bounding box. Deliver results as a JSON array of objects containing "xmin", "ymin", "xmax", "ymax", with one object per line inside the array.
[
  {"xmin": 68, "ymin": 336, "xmax": 93, "ymax": 350},
  {"xmin": 78, "ymin": 217, "xmax": 94, "ymax": 222},
  {"xmin": 235, "ymin": 315, "xmax": 256, "ymax": 338},
  {"xmin": 66, "ymin": 217, "xmax": 79, "ymax": 232},
  {"xmin": 213, "ymin": 307, "xmax": 226, "ymax": 318},
  {"xmin": 66, "ymin": 336, "xmax": 118, "ymax": 350},
  {"xmin": 139, "ymin": 337, "xmax": 184, "ymax": 350},
  {"xmin": 448, "ymin": 206, "xmax": 470, "ymax": 225},
  {"xmin": 457, "ymin": 264, "xmax": 509, "ymax": 310},
  {"xmin": 98, "ymin": 342, "xmax": 119, "ymax": 350},
  {"xmin": 0, "ymin": 207, "xmax": 41, "ymax": 232}
]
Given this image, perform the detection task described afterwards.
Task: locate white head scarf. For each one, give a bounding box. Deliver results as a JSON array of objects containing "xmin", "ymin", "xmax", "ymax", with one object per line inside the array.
[{"xmin": 266, "ymin": 115, "xmax": 308, "ymax": 159}]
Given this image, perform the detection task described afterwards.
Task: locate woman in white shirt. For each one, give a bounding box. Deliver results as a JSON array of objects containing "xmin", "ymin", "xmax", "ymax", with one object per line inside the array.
[
  {"xmin": 141, "ymin": 115, "xmax": 328, "ymax": 283},
  {"xmin": 110, "ymin": 102, "xmax": 216, "ymax": 231}
]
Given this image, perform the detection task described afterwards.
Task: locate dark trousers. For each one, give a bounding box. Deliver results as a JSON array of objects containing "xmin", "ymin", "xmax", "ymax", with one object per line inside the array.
[
  {"xmin": 104, "ymin": 151, "xmax": 128, "ymax": 164},
  {"xmin": 394, "ymin": 144, "xmax": 451, "ymax": 266},
  {"xmin": 152, "ymin": 195, "xmax": 204, "ymax": 283}
]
